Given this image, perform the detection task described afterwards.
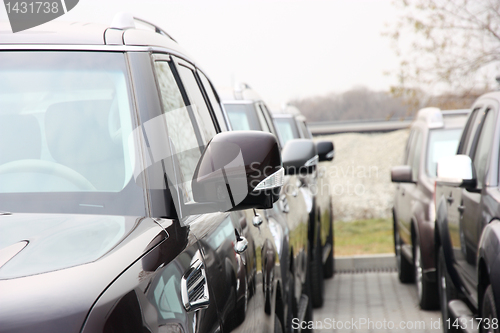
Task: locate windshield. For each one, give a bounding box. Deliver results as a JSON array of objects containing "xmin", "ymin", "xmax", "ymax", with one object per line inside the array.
[
  {"xmin": 426, "ymin": 128, "xmax": 462, "ymax": 177},
  {"xmin": 224, "ymin": 103, "xmax": 261, "ymax": 131},
  {"xmin": 0, "ymin": 51, "xmax": 145, "ymax": 216},
  {"xmin": 273, "ymin": 117, "xmax": 300, "ymax": 146}
]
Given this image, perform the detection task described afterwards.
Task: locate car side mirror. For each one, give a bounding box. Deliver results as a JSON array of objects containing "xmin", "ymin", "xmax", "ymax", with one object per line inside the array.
[
  {"xmin": 316, "ymin": 140, "xmax": 334, "ymax": 162},
  {"xmin": 190, "ymin": 131, "xmax": 283, "ymax": 213},
  {"xmin": 437, "ymin": 154, "xmax": 476, "ymax": 188},
  {"xmin": 391, "ymin": 165, "xmax": 413, "ymax": 183},
  {"xmin": 282, "ymin": 139, "xmax": 317, "ymax": 175}
]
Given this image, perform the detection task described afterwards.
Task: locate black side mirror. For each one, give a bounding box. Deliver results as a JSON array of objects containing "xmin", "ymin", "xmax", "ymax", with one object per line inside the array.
[
  {"xmin": 191, "ymin": 131, "xmax": 283, "ymax": 212},
  {"xmin": 316, "ymin": 141, "xmax": 334, "ymax": 162},
  {"xmin": 282, "ymin": 139, "xmax": 317, "ymax": 175},
  {"xmin": 391, "ymin": 165, "xmax": 413, "ymax": 183}
]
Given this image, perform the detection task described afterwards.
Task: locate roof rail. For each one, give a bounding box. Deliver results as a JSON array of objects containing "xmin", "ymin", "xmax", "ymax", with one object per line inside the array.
[
  {"xmin": 441, "ymin": 109, "xmax": 470, "ymax": 116},
  {"xmin": 110, "ymin": 12, "xmax": 176, "ymax": 42}
]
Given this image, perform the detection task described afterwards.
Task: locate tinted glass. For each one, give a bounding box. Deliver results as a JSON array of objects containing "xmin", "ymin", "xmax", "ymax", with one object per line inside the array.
[
  {"xmin": 198, "ymin": 71, "xmax": 227, "ymax": 131},
  {"xmin": 426, "ymin": 128, "xmax": 462, "ymax": 177},
  {"xmin": 0, "ymin": 51, "xmax": 145, "ymax": 216},
  {"xmin": 409, "ymin": 131, "xmax": 422, "ymax": 180},
  {"xmin": 155, "ymin": 61, "xmax": 202, "ymax": 203},
  {"xmin": 473, "ymin": 110, "xmax": 496, "ymax": 188},
  {"xmin": 176, "ymin": 65, "xmax": 217, "ymax": 145},
  {"xmin": 273, "ymin": 117, "xmax": 300, "ymax": 146},
  {"xmin": 224, "ymin": 103, "xmax": 262, "ymax": 131}
]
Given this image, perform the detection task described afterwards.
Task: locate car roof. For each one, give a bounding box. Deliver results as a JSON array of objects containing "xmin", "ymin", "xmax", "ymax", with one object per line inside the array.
[
  {"xmin": 272, "ymin": 105, "xmax": 307, "ymax": 122},
  {"xmin": 413, "ymin": 107, "xmax": 469, "ymax": 131},
  {"xmin": 0, "ymin": 13, "xmax": 191, "ymax": 57}
]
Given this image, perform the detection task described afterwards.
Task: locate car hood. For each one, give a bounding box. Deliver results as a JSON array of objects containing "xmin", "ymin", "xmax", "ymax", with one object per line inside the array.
[
  {"xmin": 0, "ymin": 213, "xmax": 164, "ymax": 333},
  {"xmin": 0, "ymin": 213, "xmax": 135, "ymax": 279}
]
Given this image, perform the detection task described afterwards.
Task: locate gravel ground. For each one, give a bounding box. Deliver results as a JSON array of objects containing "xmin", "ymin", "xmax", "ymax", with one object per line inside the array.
[{"xmin": 316, "ymin": 129, "xmax": 410, "ymax": 222}]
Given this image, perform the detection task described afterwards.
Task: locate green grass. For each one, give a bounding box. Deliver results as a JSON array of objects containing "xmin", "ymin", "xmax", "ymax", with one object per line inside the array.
[{"xmin": 334, "ymin": 218, "xmax": 394, "ymax": 256}]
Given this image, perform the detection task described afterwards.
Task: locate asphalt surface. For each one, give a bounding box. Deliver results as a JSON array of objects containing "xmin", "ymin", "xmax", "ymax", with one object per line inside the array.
[{"xmin": 312, "ymin": 271, "xmax": 443, "ymax": 333}]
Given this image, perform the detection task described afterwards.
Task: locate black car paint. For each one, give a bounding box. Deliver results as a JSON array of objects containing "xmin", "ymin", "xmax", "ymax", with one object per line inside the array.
[
  {"xmin": 435, "ymin": 96, "xmax": 500, "ymax": 321},
  {"xmin": 0, "ymin": 30, "xmax": 284, "ymax": 333}
]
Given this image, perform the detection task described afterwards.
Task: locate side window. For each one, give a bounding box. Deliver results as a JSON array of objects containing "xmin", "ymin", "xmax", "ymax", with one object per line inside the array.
[
  {"xmin": 403, "ymin": 129, "xmax": 415, "ymax": 164},
  {"xmin": 197, "ymin": 71, "xmax": 228, "ymax": 131},
  {"xmin": 175, "ymin": 63, "xmax": 217, "ymax": 144},
  {"xmin": 408, "ymin": 130, "xmax": 422, "ymax": 181},
  {"xmin": 154, "ymin": 61, "xmax": 202, "ymax": 203},
  {"xmin": 457, "ymin": 108, "xmax": 480, "ymax": 154},
  {"xmin": 255, "ymin": 103, "xmax": 271, "ymax": 133},
  {"xmin": 297, "ymin": 121, "xmax": 312, "ymax": 139},
  {"xmin": 472, "ymin": 109, "xmax": 496, "ymax": 189}
]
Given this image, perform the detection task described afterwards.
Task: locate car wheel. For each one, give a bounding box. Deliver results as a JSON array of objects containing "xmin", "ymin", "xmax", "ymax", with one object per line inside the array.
[
  {"xmin": 310, "ymin": 227, "xmax": 324, "ymax": 308},
  {"xmin": 481, "ymin": 285, "xmax": 499, "ymax": 333},
  {"xmin": 395, "ymin": 226, "xmax": 413, "ymax": 283},
  {"xmin": 302, "ymin": 250, "xmax": 314, "ymax": 333},
  {"xmin": 414, "ymin": 237, "xmax": 438, "ymax": 309},
  {"xmin": 286, "ymin": 271, "xmax": 298, "ymax": 333},
  {"xmin": 323, "ymin": 214, "xmax": 334, "ymax": 279},
  {"xmin": 437, "ymin": 246, "xmax": 458, "ymax": 333}
]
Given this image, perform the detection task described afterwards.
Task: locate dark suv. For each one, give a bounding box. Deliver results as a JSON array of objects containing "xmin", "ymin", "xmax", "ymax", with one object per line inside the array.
[
  {"xmin": 271, "ymin": 106, "xmax": 334, "ymax": 308},
  {"xmin": 221, "ymin": 85, "xmax": 314, "ymax": 321},
  {"xmin": 391, "ymin": 107, "xmax": 469, "ymax": 310},
  {"xmin": 435, "ymin": 92, "xmax": 500, "ymax": 331},
  {"xmin": 0, "ymin": 15, "xmax": 293, "ymax": 333}
]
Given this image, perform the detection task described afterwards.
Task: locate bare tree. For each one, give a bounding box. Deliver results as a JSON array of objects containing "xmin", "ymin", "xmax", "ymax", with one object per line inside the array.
[{"xmin": 387, "ymin": 0, "xmax": 500, "ymax": 96}]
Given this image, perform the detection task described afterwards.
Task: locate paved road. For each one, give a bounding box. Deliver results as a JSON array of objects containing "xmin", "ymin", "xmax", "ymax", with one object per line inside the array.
[{"xmin": 312, "ymin": 271, "xmax": 443, "ymax": 333}]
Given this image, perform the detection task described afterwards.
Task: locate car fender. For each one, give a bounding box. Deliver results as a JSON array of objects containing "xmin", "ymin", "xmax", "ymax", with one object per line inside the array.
[
  {"xmin": 412, "ymin": 201, "xmax": 436, "ymax": 271},
  {"xmin": 477, "ymin": 219, "xmax": 500, "ymax": 309}
]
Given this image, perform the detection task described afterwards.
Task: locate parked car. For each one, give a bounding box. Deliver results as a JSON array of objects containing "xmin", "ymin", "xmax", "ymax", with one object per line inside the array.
[
  {"xmin": 390, "ymin": 107, "xmax": 469, "ymax": 310},
  {"xmin": 0, "ymin": 14, "xmax": 301, "ymax": 333},
  {"xmin": 435, "ymin": 92, "xmax": 500, "ymax": 331},
  {"xmin": 220, "ymin": 84, "xmax": 314, "ymax": 327},
  {"xmin": 271, "ymin": 105, "xmax": 335, "ymax": 308}
]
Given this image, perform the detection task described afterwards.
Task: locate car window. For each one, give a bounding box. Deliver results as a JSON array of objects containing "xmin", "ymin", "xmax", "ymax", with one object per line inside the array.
[
  {"xmin": 0, "ymin": 52, "xmax": 135, "ymax": 194},
  {"xmin": 197, "ymin": 70, "xmax": 228, "ymax": 131},
  {"xmin": 426, "ymin": 128, "xmax": 462, "ymax": 177},
  {"xmin": 225, "ymin": 103, "xmax": 262, "ymax": 131},
  {"xmin": 472, "ymin": 109, "xmax": 496, "ymax": 189},
  {"xmin": 457, "ymin": 107, "xmax": 480, "ymax": 154},
  {"xmin": 403, "ymin": 129, "xmax": 415, "ymax": 164},
  {"xmin": 154, "ymin": 61, "xmax": 203, "ymax": 204},
  {"xmin": 297, "ymin": 120, "xmax": 312, "ymax": 139},
  {"xmin": 255, "ymin": 103, "xmax": 271, "ymax": 133},
  {"xmin": 176, "ymin": 64, "xmax": 217, "ymax": 144},
  {"xmin": 408, "ymin": 130, "xmax": 422, "ymax": 181},
  {"xmin": 273, "ymin": 117, "xmax": 300, "ymax": 146},
  {"xmin": 463, "ymin": 107, "xmax": 486, "ymax": 155}
]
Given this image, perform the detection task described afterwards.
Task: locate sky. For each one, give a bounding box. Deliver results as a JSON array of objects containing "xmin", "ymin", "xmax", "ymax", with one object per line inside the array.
[{"xmin": 0, "ymin": 0, "xmax": 400, "ymax": 106}]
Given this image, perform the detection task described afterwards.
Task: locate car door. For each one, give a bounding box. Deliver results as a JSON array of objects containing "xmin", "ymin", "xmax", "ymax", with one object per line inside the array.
[
  {"xmin": 167, "ymin": 56, "xmax": 279, "ymax": 332},
  {"xmin": 399, "ymin": 128, "xmax": 422, "ymax": 248},
  {"xmin": 458, "ymin": 107, "xmax": 497, "ymax": 299}
]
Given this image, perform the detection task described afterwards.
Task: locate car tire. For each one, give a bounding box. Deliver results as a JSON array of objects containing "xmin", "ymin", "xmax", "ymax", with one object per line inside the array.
[
  {"xmin": 481, "ymin": 285, "xmax": 499, "ymax": 333},
  {"xmin": 310, "ymin": 225, "xmax": 324, "ymax": 308},
  {"xmin": 323, "ymin": 214, "xmax": 334, "ymax": 279},
  {"xmin": 414, "ymin": 237, "xmax": 438, "ymax": 309},
  {"xmin": 302, "ymin": 251, "xmax": 314, "ymax": 333},
  {"xmin": 437, "ymin": 246, "xmax": 458, "ymax": 333},
  {"xmin": 275, "ymin": 314, "xmax": 283, "ymax": 333},
  {"xmin": 286, "ymin": 271, "xmax": 297, "ymax": 333},
  {"xmin": 395, "ymin": 226, "xmax": 414, "ymax": 283}
]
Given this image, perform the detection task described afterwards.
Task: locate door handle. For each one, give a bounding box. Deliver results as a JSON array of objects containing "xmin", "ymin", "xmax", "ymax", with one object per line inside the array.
[
  {"xmin": 401, "ymin": 189, "xmax": 405, "ymax": 196},
  {"xmin": 458, "ymin": 205, "xmax": 465, "ymax": 214},
  {"xmin": 447, "ymin": 196, "xmax": 454, "ymax": 205}
]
